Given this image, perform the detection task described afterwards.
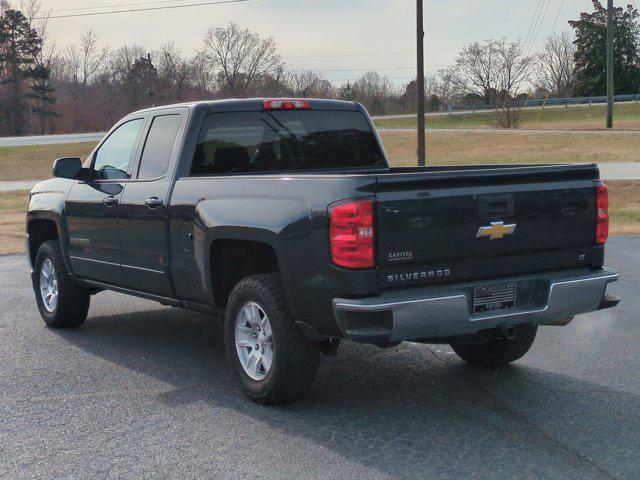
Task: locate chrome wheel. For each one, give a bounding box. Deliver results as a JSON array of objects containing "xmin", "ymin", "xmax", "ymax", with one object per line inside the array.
[
  {"xmin": 235, "ymin": 301, "xmax": 274, "ymax": 381},
  {"xmin": 39, "ymin": 259, "xmax": 58, "ymax": 313}
]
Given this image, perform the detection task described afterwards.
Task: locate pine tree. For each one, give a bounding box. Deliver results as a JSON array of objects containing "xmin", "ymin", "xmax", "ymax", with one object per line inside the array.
[
  {"xmin": 30, "ymin": 64, "xmax": 57, "ymax": 134},
  {"xmin": 570, "ymin": 1, "xmax": 640, "ymax": 96},
  {"xmin": 0, "ymin": 9, "xmax": 42, "ymax": 135},
  {"xmin": 125, "ymin": 54, "xmax": 158, "ymax": 109}
]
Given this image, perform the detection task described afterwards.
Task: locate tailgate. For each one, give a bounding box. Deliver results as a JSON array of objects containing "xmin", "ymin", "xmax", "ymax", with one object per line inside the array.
[{"xmin": 374, "ymin": 164, "xmax": 601, "ymax": 290}]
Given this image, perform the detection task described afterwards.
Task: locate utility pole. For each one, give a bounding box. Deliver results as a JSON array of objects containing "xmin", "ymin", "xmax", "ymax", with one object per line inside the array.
[
  {"xmin": 416, "ymin": 0, "xmax": 426, "ymax": 166},
  {"xmin": 606, "ymin": 0, "xmax": 614, "ymax": 129}
]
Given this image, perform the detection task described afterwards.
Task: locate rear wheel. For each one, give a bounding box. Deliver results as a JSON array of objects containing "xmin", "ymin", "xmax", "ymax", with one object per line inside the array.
[
  {"xmin": 224, "ymin": 274, "xmax": 321, "ymax": 405},
  {"xmin": 450, "ymin": 324, "xmax": 537, "ymax": 368},
  {"xmin": 33, "ymin": 240, "xmax": 90, "ymax": 328}
]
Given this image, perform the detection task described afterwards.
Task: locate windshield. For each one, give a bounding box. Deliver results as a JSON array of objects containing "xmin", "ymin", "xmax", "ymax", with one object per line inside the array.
[{"xmin": 190, "ymin": 110, "xmax": 386, "ymax": 175}]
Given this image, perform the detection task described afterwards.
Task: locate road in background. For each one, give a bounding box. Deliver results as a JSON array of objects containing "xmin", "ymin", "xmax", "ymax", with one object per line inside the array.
[
  {"xmin": 0, "ymin": 132, "xmax": 104, "ymax": 147},
  {"xmin": 0, "ymin": 236, "xmax": 637, "ymax": 479}
]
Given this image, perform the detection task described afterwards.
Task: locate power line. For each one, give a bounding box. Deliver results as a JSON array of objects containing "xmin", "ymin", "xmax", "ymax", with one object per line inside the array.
[
  {"xmin": 289, "ymin": 65, "xmax": 450, "ymax": 73},
  {"xmin": 522, "ymin": 0, "xmax": 544, "ymax": 50},
  {"xmin": 552, "ymin": 0, "xmax": 566, "ymax": 32},
  {"xmin": 283, "ymin": 48, "xmax": 459, "ymax": 59},
  {"xmin": 528, "ymin": 0, "xmax": 553, "ymax": 53},
  {"xmin": 55, "ymin": 0, "xmax": 194, "ymax": 12},
  {"xmin": 38, "ymin": 0, "xmax": 252, "ymax": 19}
]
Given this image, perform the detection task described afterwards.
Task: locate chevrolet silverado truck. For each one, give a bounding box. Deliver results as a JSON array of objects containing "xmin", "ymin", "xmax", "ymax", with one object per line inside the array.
[{"xmin": 27, "ymin": 98, "xmax": 620, "ymax": 405}]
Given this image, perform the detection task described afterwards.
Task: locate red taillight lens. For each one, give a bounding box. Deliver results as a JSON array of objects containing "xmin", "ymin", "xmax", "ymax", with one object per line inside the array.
[
  {"xmin": 263, "ymin": 99, "xmax": 311, "ymax": 110},
  {"xmin": 596, "ymin": 183, "xmax": 609, "ymax": 245},
  {"xmin": 330, "ymin": 199, "xmax": 375, "ymax": 269}
]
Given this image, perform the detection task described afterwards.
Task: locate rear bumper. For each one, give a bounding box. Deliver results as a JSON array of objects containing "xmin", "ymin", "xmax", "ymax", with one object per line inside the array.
[{"xmin": 332, "ymin": 268, "xmax": 619, "ymax": 344}]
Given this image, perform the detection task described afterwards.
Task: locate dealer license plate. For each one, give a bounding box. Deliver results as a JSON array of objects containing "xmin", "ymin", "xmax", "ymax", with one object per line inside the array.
[{"xmin": 473, "ymin": 283, "xmax": 516, "ymax": 313}]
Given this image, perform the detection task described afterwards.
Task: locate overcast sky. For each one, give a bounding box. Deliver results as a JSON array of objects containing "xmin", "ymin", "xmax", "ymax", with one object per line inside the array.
[{"xmin": 42, "ymin": 0, "xmax": 598, "ymax": 85}]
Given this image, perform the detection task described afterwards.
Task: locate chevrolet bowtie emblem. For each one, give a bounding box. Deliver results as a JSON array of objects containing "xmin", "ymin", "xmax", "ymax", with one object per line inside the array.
[{"xmin": 477, "ymin": 221, "xmax": 517, "ymax": 240}]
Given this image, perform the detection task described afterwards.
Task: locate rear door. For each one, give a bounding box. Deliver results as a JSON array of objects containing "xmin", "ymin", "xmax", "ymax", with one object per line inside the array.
[
  {"xmin": 374, "ymin": 165, "xmax": 600, "ymax": 290},
  {"xmin": 117, "ymin": 109, "xmax": 186, "ymax": 295}
]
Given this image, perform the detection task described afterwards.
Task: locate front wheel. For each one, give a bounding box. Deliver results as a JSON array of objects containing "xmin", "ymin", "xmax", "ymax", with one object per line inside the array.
[
  {"xmin": 33, "ymin": 240, "xmax": 90, "ymax": 328},
  {"xmin": 450, "ymin": 324, "xmax": 537, "ymax": 368},
  {"xmin": 224, "ymin": 274, "xmax": 320, "ymax": 405}
]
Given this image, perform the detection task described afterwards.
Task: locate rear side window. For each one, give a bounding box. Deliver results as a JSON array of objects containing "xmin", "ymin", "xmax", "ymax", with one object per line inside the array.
[
  {"xmin": 137, "ymin": 114, "xmax": 181, "ymax": 179},
  {"xmin": 190, "ymin": 110, "xmax": 385, "ymax": 176}
]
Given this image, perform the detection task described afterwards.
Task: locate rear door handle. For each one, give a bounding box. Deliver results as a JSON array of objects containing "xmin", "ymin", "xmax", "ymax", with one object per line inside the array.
[
  {"xmin": 145, "ymin": 197, "xmax": 164, "ymax": 208},
  {"xmin": 102, "ymin": 196, "xmax": 118, "ymax": 207}
]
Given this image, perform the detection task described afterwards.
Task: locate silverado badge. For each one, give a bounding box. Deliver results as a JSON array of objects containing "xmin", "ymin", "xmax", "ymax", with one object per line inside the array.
[{"xmin": 477, "ymin": 221, "xmax": 516, "ymax": 240}]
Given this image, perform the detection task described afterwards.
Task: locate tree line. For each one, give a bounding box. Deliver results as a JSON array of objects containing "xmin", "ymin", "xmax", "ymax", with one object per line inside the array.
[{"xmin": 1, "ymin": 0, "xmax": 639, "ymax": 135}]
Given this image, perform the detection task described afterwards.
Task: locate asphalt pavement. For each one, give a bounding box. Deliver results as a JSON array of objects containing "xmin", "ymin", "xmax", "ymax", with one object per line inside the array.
[{"xmin": 0, "ymin": 237, "xmax": 639, "ymax": 479}]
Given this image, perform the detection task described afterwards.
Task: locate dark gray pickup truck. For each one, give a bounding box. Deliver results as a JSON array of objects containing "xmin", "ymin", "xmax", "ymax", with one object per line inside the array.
[{"xmin": 27, "ymin": 98, "xmax": 620, "ymax": 404}]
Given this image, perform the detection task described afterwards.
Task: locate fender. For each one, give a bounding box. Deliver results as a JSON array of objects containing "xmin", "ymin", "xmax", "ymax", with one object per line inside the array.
[
  {"xmin": 26, "ymin": 179, "xmax": 74, "ymax": 274},
  {"xmin": 192, "ymin": 196, "xmax": 312, "ymax": 308}
]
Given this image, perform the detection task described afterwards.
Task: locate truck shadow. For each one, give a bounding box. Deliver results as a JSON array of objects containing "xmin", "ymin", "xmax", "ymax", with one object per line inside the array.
[{"xmin": 56, "ymin": 305, "xmax": 639, "ymax": 480}]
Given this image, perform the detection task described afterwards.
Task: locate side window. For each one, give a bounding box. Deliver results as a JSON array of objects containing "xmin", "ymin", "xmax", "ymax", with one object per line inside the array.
[
  {"xmin": 93, "ymin": 119, "xmax": 143, "ymax": 180},
  {"xmin": 137, "ymin": 114, "xmax": 181, "ymax": 179},
  {"xmin": 191, "ymin": 112, "xmax": 263, "ymax": 176}
]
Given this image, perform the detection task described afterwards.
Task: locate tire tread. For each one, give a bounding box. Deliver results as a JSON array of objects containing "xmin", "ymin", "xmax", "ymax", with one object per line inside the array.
[{"xmin": 33, "ymin": 240, "xmax": 90, "ymax": 328}]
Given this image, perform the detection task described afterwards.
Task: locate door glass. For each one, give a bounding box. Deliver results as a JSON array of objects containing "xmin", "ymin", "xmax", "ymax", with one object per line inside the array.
[
  {"xmin": 94, "ymin": 119, "xmax": 143, "ymax": 180},
  {"xmin": 137, "ymin": 114, "xmax": 181, "ymax": 179}
]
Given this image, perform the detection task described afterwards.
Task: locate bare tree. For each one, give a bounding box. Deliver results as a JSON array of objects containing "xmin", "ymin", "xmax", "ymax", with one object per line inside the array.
[
  {"xmin": 155, "ymin": 42, "xmax": 189, "ymax": 101},
  {"xmin": 494, "ymin": 39, "xmax": 536, "ymax": 128},
  {"xmin": 62, "ymin": 30, "xmax": 109, "ymax": 103},
  {"xmin": 536, "ymin": 32, "xmax": 576, "ymax": 98},
  {"xmin": 201, "ymin": 22, "xmax": 284, "ymax": 96},
  {"xmin": 188, "ymin": 51, "xmax": 216, "ymax": 93},
  {"xmin": 449, "ymin": 40, "xmax": 500, "ymax": 104},
  {"xmin": 287, "ymin": 70, "xmax": 334, "ymax": 98},
  {"xmin": 110, "ymin": 44, "xmax": 146, "ymax": 82}
]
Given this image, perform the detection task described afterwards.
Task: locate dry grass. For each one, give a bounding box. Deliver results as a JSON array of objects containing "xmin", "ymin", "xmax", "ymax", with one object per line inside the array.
[
  {"xmin": 607, "ymin": 181, "xmax": 640, "ymax": 236},
  {"xmin": 380, "ymin": 130, "xmax": 640, "ymax": 166},
  {"xmin": 375, "ymin": 102, "xmax": 640, "ymax": 131},
  {"xmin": 1, "ymin": 130, "xmax": 639, "ymax": 183},
  {"xmin": 0, "ymin": 142, "xmax": 96, "ymax": 181},
  {"xmin": 0, "ymin": 190, "xmax": 29, "ymax": 255}
]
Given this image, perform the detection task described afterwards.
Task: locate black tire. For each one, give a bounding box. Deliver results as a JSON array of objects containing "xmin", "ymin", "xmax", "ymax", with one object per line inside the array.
[
  {"xmin": 224, "ymin": 274, "xmax": 321, "ymax": 405},
  {"xmin": 450, "ymin": 324, "xmax": 538, "ymax": 368},
  {"xmin": 33, "ymin": 240, "xmax": 90, "ymax": 329}
]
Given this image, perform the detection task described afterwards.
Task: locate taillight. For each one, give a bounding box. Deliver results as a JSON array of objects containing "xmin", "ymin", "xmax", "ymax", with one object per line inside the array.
[
  {"xmin": 330, "ymin": 199, "xmax": 375, "ymax": 269},
  {"xmin": 263, "ymin": 99, "xmax": 311, "ymax": 110},
  {"xmin": 596, "ymin": 183, "xmax": 609, "ymax": 244}
]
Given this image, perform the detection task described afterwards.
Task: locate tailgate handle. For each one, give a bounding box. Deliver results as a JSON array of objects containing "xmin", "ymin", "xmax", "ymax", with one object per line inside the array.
[{"xmin": 479, "ymin": 195, "xmax": 514, "ymax": 218}]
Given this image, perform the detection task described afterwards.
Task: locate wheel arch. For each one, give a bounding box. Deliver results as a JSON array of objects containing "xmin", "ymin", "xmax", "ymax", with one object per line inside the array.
[
  {"xmin": 206, "ymin": 231, "xmax": 282, "ymax": 310},
  {"xmin": 26, "ymin": 212, "xmax": 68, "ymax": 273}
]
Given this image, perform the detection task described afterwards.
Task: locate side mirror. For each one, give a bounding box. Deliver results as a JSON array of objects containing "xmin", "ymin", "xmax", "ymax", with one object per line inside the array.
[{"xmin": 53, "ymin": 157, "xmax": 82, "ymax": 179}]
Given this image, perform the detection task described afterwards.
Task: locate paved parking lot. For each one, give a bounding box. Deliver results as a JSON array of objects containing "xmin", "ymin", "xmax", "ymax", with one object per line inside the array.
[{"xmin": 1, "ymin": 237, "xmax": 639, "ymax": 479}]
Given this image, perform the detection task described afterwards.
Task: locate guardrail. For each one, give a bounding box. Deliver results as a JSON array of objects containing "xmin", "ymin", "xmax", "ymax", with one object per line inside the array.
[{"xmin": 445, "ymin": 93, "xmax": 640, "ymax": 113}]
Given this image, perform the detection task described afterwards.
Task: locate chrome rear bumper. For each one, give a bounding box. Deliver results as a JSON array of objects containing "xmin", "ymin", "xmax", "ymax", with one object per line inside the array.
[{"xmin": 333, "ymin": 269, "xmax": 619, "ymax": 343}]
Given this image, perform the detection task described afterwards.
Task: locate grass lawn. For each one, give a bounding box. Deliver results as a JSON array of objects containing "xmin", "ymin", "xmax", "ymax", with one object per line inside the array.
[
  {"xmin": 0, "ymin": 142, "xmax": 97, "ymax": 181},
  {"xmin": 1, "ymin": 180, "xmax": 637, "ymax": 255},
  {"xmin": 379, "ymin": 130, "xmax": 640, "ymax": 166},
  {"xmin": 375, "ymin": 102, "xmax": 640, "ymax": 131},
  {"xmin": 1, "ymin": 129, "xmax": 638, "ymax": 182},
  {"xmin": 0, "ymin": 190, "xmax": 29, "ymax": 255}
]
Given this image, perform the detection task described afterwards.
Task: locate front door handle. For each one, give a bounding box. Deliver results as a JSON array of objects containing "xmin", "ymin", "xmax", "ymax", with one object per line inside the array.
[
  {"xmin": 102, "ymin": 196, "xmax": 118, "ymax": 207},
  {"xmin": 145, "ymin": 197, "xmax": 164, "ymax": 208}
]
